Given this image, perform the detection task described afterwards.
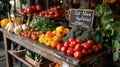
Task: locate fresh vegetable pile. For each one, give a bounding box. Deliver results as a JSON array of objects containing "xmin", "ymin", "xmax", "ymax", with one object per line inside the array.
[
  {"xmin": 38, "ymin": 26, "xmax": 70, "ymax": 48},
  {"xmin": 18, "ymin": 5, "xmax": 65, "ymax": 19},
  {"xmin": 56, "ymin": 37, "xmax": 102, "ymax": 59},
  {"xmin": 26, "ymin": 50, "xmax": 47, "ymax": 63}
]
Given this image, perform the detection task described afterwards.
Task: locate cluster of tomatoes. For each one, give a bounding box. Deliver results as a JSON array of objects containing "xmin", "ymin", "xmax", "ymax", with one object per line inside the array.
[
  {"xmin": 18, "ymin": 5, "xmax": 42, "ymax": 15},
  {"xmin": 18, "ymin": 5, "xmax": 65, "ymax": 19},
  {"xmin": 56, "ymin": 38, "xmax": 102, "ymax": 59},
  {"xmin": 38, "ymin": 6, "xmax": 65, "ymax": 19}
]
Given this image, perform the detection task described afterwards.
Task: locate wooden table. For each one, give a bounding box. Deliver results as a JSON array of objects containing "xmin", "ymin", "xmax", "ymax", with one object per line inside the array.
[{"xmin": 0, "ymin": 28, "xmax": 108, "ymax": 67}]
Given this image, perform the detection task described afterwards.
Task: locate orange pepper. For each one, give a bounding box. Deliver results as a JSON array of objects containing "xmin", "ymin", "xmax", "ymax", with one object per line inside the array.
[
  {"xmin": 45, "ymin": 31, "xmax": 55, "ymax": 38},
  {"xmin": 50, "ymin": 40, "xmax": 58, "ymax": 48}
]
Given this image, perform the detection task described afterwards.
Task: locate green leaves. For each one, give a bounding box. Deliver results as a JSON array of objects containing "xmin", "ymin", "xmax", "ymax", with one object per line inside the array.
[
  {"xmin": 31, "ymin": 18, "xmax": 57, "ymax": 33},
  {"xmin": 113, "ymin": 40, "xmax": 120, "ymax": 51},
  {"xmin": 95, "ymin": 3, "xmax": 120, "ymax": 61},
  {"xmin": 113, "ymin": 52, "xmax": 119, "ymax": 62}
]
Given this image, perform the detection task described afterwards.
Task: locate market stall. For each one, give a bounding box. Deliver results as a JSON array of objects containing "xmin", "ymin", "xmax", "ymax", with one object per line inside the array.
[{"xmin": 0, "ymin": 0, "xmax": 120, "ymax": 67}]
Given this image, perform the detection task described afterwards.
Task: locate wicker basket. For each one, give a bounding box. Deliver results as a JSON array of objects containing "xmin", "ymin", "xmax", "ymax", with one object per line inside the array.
[{"xmin": 25, "ymin": 55, "xmax": 50, "ymax": 67}]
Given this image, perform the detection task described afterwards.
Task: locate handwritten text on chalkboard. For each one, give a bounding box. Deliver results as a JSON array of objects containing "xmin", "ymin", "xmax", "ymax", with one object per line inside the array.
[{"xmin": 69, "ymin": 9, "xmax": 94, "ymax": 28}]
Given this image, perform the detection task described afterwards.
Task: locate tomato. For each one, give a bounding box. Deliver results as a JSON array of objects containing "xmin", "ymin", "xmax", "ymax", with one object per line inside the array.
[
  {"xmin": 81, "ymin": 43, "xmax": 90, "ymax": 49},
  {"xmin": 92, "ymin": 45, "xmax": 99, "ymax": 52},
  {"xmin": 76, "ymin": 39, "xmax": 83, "ymax": 44},
  {"xmin": 54, "ymin": 13, "xmax": 59, "ymax": 18},
  {"xmin": 82, "ymin": 49, "xmax": 88, "ymax": 56},
  {"xmin": 67, "ymin": 48, "xmax": 74, "ymax": 56},
  {"xmin": 70, "ymin": 40, "xmax": 77, "ymax": 47},
  {"xmin": 87, "ymin": 48, "xmax": 93, "ymax": 54},
  {"xmin": 36, "ymin": 5, "xmax": 42, "ymax": 11},
  {"xmin": 61, "ymin": 46, "xmax": 67, "ymax": 53},
  {"xmin": 97, "ymin": 44, "xmax": 102, "ymax": 50},
  {"xmin": 74, "ymin": 51, "xmax": 83, "ymax": 59},
  {"xmin": 48, "ymin": 11, "xmax": 55, "ymax": 15},
  {"xmin": 87, "ymin": 40, "xmax": 94, "ymax": 46},
  {"xmin": 68, "ymin": 38, "xmax": 75, "ymax": 42},
  {"xmin": 56, "ymin": 6, "xmax": 62, "ymax": 10},
  {"xmin": 26, "ymin": 7, "xmax": 33, "ymax": 14},
  {"xmin": 30, "ymin": 5, "xmax": 37, "ymax": 12},
  {"xmin": 73, "ymin": 44, "xmax": 82, "ymax": 51},
  {"xmin": 64, "ymin": 41, "xmax": 70, "ymax": 48},
  {"xmin": 56, "ymin": 43, "xmax": 63, "ymax": 51}
]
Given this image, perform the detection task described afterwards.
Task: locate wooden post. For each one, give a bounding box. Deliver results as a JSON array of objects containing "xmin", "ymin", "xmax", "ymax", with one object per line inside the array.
[{"xmin": 3, "ymin": 33, "xmax": 13, "ymax": 67}]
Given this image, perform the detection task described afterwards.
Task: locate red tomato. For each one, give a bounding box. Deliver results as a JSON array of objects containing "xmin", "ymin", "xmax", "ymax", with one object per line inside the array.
[
  {"xmin": 68, "ymin": 38, "xmax": 75, "ymax": 42},
  {"xmin": 56, "ymin": 43, "xmax": 63, "ymax": 51},
  {"xmin": 70, "ymin": 40, "xmax": 77, "ymax": 47},
  {"xmin": 54, "ymin": 13, "xmax": 59, "ymax": 18},
  {"xmin": 81, "ymin": 43, "xmax": 90, "ymax": 49},
  {"xmin": 30, "ymin": 5, "xmax": 37, "ymax": 12},
  {"xmin": 61, "ymin": 46, "xmax": 67, "ymax": 53},
  {"xmin": 18, "ymin": 10, "xmax": 24, "ymax": 14},
  {"xmin": 64, "ymin": 41, "xmax": 70, "ymax": 48},
  {"xmin": 74, "ymin": 44, "xmax": 82, "ymax": 51},
  {"xmin": 82, "ymin": 49, "xmax": 88, "ymax": 56},
  {"xmin": 87, "ymin": 40, "xmax": 94, "ymax": 46},
  {"xmin": 92, "ymin": 45, "xmax": 99, "ymax": 52},
  {"xmin": 97, "ymin": 44, "xmax": 102, "ymax": 50},
  {"xmin": 56, "ymin": 6, "xmax": 62, "ymax": 10},
  {"xmin": 26, "ymin": 7, "xmax": 33, "ymax": 14},
  {"xmin": 67, "ymin": 48, "xmax": 74, "ymax": 56},
  {"xmin": 36, "ymin": 5, "xmax": 42, "ymax": 11},
  {"xmin": 74, "ymin": 51, "xmax": 83, "ymax": 59},
  {"xmin": 76, "ymin": 39, "xmax": 83, "ymax": 44},
  {"xmin": 87, "ymin": 48, "xmax": 93, "ymax": 54},
  {"xmin": 48, "ymin": 11, "xmax": 55, "ymax": 15}
]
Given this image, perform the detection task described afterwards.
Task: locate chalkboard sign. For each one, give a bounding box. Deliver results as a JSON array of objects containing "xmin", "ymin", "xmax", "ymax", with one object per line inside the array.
[{"xmin": 69, "ymin": 9, "xmax": 94, "ymax": 28}]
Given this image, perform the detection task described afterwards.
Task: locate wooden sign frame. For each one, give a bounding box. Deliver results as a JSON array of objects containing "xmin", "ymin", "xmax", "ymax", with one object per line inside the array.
[{"xmin": 69, "ymin": 9, "xmax": 95, "ymax": 28}]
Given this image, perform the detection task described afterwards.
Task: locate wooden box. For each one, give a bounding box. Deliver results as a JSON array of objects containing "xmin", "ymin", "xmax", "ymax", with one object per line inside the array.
[{"xmin": 25, "ymin": 55, "xmax": 50, "ymax": 67}]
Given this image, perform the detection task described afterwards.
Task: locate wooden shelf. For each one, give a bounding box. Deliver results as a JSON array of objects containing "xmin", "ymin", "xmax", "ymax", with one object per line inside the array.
[
  {"xmin": 8, "ymin": 50, "xmax": 33, "ymax": 67},
  {"xmin": 0, "ymin": 28, "xmax": 108, "ymax": 67}
]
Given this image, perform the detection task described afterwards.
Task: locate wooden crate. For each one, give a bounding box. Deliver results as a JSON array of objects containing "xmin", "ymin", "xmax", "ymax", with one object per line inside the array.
[
  {"xmin": 25, "ymin": 55, "xmax": 50, "ymax": 67},
  {"xmin": 9, "ymin": 50, "xmax": 26, "ymax": 57}
]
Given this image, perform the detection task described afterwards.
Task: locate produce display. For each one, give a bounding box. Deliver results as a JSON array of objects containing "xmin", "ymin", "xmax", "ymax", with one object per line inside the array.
[
  {"xmin": 56, "ymin": 35, "xmax": 102, "ymax": 59},
  {"xmin": 1, "ymin": 3, "xmax": 120, "ymax": 65},
  {"xmin": 38, "ymin": 26, "xmax": 70, "ymax": 48},
  {"xmin": 18, "ymin": 5, "xmax": 65, "ymax": 19}
]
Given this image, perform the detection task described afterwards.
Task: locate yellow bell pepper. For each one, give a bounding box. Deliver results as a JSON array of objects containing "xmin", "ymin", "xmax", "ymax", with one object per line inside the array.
[
  {"xmin": 56, "ymin": 31, "xmax": 64, "ymax": 37},
  {"xmin": 63, "ymin": 28, "xmax": 70, "ymax": 35},
  {"xmin": 52, "ymin": 30, "xmax": 56, "ymax": 35},
  {"xmin": 50, "ymin": 40, "xmax": 58, "ymax": 48},
  {"xmin": 0, "ymin": 18, "xmax": 9, "ymax": 28},
  {"xmin": 11, "ymin": 17, "xmax": 23, "ymax": 25},
  {"xmin": 38, "ymin": 34, "xmax": 45, "ymax": 44},
  {"xmin": 56, "ymin": 26, "xmax": 64, "ymax": 32},
  {"xmin": 53, "ymin": 36, "xmax": 62, "ymax": 42},
  {"xmin": 44, "ymin": 37, "xmax": 53, "ymax": 47}
]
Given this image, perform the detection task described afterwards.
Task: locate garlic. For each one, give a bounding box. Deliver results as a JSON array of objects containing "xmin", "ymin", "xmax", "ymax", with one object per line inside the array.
[
  {"xmin": 22, "ymin": 24, "xmax": 30, "ymax": 31},
  {"xmin": 14, "ymin": 25, "xmax": 22, "ymax": 35},
  {"xmin": 7, "ymin": 22, "xmax": 15, "ymax": 33}
]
